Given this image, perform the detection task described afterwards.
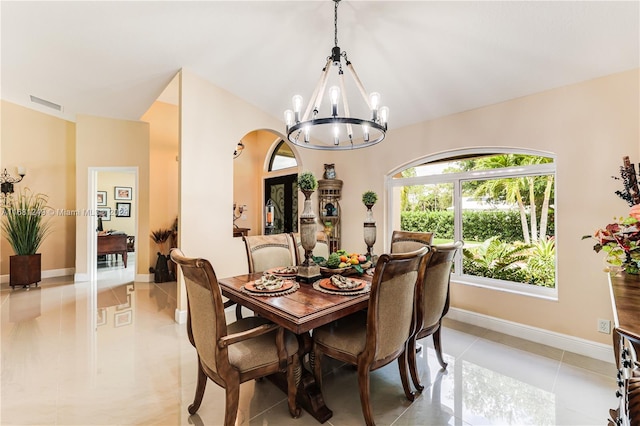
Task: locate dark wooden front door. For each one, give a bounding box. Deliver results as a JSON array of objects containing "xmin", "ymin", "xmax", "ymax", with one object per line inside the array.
[{"xmin": 264, "ymin": 174, "xmax": 298, "ymax": 234}]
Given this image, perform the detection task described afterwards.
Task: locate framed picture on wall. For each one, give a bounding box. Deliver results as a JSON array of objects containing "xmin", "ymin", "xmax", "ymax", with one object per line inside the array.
[
  {"xmin": 97, "ymin": 191, "xmax": 107, "ymax": 206},
  {"xmin": 114, "ymin": 186, "xmax": 132, "ymax": 200},
  {"xmin": 116, "ymin": 202, "xmax": 131, "ymax": 217},
  {"xmin": 97, "ymin": 208, "xmax": 111, "ymax": 221}
]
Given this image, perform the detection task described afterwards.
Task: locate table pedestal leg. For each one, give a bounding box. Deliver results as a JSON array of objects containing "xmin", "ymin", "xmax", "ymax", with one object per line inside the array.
[{"xmin": 267, "ymin": 333, "xmax": 332, "ymax": 423}]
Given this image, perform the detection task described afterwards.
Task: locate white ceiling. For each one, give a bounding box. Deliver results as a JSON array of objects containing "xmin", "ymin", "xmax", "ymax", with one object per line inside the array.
[{"xmin": 2, "ymin": 1, "xmax": 638, "ymax": 131}]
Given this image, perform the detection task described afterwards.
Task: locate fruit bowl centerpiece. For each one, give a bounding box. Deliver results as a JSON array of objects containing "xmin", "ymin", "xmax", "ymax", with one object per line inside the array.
[{"xmin": 317, "ymin": 250, "xmax": 372, "ymax": 276}]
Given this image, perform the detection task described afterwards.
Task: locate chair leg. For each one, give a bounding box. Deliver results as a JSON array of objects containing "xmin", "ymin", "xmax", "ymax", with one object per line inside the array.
[
  {"xmin": 223, "ymin": 381, "xmax": 240, "ymax": 426},
  {"xmin": 357, "ymin": 363, "xmax": 376, "ymax": 426},
  {"xmin": 286, "ymin": 355, "xmax": 302, "ymax": 418},
  {"xmin": 398, "ymin": 348, "xmax": 416, "ymax": 401},
  {"xmin": 407, "ymin": 337, "xmax": 424, "ymax": 392},
  {"xmin": 433, "ymin": 326, "xmax": 448, "ymax": 369},
  {"xmin": 235, "ymin": 303, "xmax": 243, "ymax": 320},
  {"xmin": 188, "ymin": 360, "xmax": 208, "ymax": 415}
]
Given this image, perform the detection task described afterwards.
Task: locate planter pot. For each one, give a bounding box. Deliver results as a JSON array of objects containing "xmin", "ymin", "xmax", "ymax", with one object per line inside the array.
[{"xmin": 10, "ymin": 254, "xmax": 41, "ymax": 289}]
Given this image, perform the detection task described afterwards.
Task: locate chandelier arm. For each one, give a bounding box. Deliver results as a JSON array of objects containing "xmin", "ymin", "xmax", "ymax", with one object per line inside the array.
[
  {"xmin": 303, "ymin": 58, "xmax": 332, "ymax": 122},
  {"xmin": 345, "ymin": 62, "xmax": 373, "ymax": 110},
  {"xmin": 338, "ymin": 72, "xmax": 353, "ymax": 138},
  {"xmin": 311, "ymin": 68, "xmax": 331, "ymax": 120}
]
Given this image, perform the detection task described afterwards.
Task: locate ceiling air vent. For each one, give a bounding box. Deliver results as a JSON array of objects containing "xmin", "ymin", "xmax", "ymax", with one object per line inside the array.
[{"xmin": 29, "ymin": 95, "xmax": 63, "ymax": 111}]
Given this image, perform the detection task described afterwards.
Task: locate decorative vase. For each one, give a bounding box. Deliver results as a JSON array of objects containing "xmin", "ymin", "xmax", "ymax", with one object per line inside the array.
[
  {"xmin": 363, "ymin": 203, "xmax": 377, "ymax": 260},
  {"xmin": 297, "ymin": 189, "xmax": 321, "ymax": 283}
]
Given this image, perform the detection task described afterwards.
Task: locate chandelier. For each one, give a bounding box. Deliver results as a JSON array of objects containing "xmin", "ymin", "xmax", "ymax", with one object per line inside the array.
[{"xmin": 284, "ymin": 0, "xmax": 388, "ymax": 150}]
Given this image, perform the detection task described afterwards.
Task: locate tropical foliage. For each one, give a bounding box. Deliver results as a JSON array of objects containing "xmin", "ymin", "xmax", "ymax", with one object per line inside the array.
[
  {"xmin": 398, "ymin": 152, "xmax": 556, "ymax": 287},
  {"xmin": 583, "ymin": 216, "xmax": 640, "ymax": 274}
]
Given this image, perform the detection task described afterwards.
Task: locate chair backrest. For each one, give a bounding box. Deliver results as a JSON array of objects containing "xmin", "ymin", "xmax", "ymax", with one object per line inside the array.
[
  {"xmin": 418, "ymin": 241, "xmax": 463, "ymax": 331},
  {"xmin": 365, "ymin": 247, "xmax": 432, "ymax": 362},
  {"xmin": 390, "ymin": 230, "xmax": 434, "ymax": 254},
  {"xmin": 243, "ymin": 234, "xmax": 297, "ymax": 273},
  {"xmin": 291, "ymin": 232, "xmax": 330, "ymax": 265},
  {"xmin": 170, "ymin": 248, "xmax": 227, "ymax": 376}
]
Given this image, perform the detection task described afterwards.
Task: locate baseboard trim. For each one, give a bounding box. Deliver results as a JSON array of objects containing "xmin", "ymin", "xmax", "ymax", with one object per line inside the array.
[
  {"xmin": 136, "ymin": 273, "xmax": 154, "ymax": 283},
  {"xmin": 447, "ymin": 308, "xmax": 613, "ymax": 363},
  {"xmin": 175, "ymin": 309, "xmax": 187, "ymax": 324},
  {"xmin": 74, "ymin": 273, "xmax": 90, "ymax": 282},
  {"xmin": 1, "ymin": 268, "xmax": 75, "ymax": 284}
]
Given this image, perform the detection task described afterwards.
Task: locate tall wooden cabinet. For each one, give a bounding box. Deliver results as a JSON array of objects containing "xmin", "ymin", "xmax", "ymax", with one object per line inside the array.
[{"xmin": 317, "ymin": 179, "xmax": 342, "ymax": 253}]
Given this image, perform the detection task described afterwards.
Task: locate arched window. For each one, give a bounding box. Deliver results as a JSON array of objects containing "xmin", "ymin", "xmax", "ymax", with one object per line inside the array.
[
  {"xmin": 268, "ymin": 140, "xmax": 297, "ymax": 172},
  {"xmin": 388, "ymin": 149, "xmax": 556, "ymax": 299}
]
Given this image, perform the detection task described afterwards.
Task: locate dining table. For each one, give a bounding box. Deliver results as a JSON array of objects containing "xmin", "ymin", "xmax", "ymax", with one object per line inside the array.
[{"xmin": 218, "ymin": 271, "xmax": 372, "ymax": 423}]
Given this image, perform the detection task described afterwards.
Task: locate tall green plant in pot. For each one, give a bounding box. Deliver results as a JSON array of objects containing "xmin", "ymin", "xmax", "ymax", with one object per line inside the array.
[{"xmin": 1, "ymin": 189, "xmax": 52, "ymax": 288}]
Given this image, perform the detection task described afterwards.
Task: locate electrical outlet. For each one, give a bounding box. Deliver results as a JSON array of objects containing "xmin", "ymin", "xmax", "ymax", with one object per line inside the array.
[{"xmin": 597, "ymin": 319, "xmax": 611, "ymax": 334}]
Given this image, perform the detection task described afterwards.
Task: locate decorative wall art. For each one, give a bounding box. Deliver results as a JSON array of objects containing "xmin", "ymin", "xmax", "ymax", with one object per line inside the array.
[
  {"xmin": 97, "ymin": 191, "xmax": 107, "ymax": 206},
  {"xmin": 116, "ymin": 202, "xmax": 131, "ymax": 217},
  {"xmin": 114, "ymin": 186, "xmax": 132, "ymax": 200},
  {"xmin": 97, "ymin": 207, "xmax": 111, "ymax": 221}
]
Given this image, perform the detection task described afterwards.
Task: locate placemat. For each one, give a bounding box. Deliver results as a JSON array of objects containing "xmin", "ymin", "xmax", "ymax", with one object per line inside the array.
[
  {"xmin": 241, "ymin": 282, "xmax": 300, "ymax": 297},
  {"xmin": 312, "ymin": 281, "xmax": 370, "ymax": 296}
]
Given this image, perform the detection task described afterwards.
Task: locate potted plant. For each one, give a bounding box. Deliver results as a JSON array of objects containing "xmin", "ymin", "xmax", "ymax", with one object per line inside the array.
[
  {"xmin": 1, "ymin": 188, "xmax": 52, "ymax": 288},
  {"xmin": 298, "ymin": 171, "xmax": 318, "ymax": 194},
  {"xmin": 362, "ymin": 190, "xmax": 378, "ymax": 258},
  {"xmin": 362, "ymin": 190, "xmax": 378, "ymax": 208},
  {"xmin": 149, "ymin": 228, "xmax": 174, "ymax": 282},
  {"xmin": 583, "ymin": 215, "xmax": 640, "ymax": 275}
]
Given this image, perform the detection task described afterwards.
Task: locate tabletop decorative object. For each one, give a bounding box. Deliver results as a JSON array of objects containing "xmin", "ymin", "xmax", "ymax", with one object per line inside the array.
[
  {"xmin": 297, "ymin": 172, "xmax": 321, "ymax": 283},
  {"xmin": 583, "ymin": 156, "xmax": 640, "ymax": 279},
  {"xmin": 362, "ymin": 190, "xmax": 378, "ymax": 263}
]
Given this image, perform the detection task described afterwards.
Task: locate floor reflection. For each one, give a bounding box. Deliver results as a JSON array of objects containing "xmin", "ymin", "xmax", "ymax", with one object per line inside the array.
[{"xmin": 0, "ymin": 270, "xmax": 617, "ymax": 425}]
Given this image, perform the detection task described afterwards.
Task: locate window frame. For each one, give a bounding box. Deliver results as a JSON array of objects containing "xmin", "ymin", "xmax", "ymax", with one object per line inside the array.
[{"xmin": 386, "ymin": 148, "xmax": 557, "ymax": 300}]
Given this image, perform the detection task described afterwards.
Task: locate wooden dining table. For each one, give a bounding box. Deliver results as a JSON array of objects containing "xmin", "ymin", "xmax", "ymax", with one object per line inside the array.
[{"xmin": 218, "ymin": 272, "xmax": 371, "ymax": 423}]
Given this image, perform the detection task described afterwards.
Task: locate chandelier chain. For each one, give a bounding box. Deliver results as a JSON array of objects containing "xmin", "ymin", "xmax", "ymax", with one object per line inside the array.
[{"xmin": 334, "ymin": 0, "xmax": 339, "ymax": 47}]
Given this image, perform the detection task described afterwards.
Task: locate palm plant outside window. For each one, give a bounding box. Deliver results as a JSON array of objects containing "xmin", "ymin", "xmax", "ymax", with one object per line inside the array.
[{"xmin": 388, "ymin": 151, "xmax": 556, "ymax": 298}]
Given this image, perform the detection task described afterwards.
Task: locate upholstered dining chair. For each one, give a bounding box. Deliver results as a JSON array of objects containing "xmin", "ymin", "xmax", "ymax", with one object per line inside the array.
[
  {"xmin": 243, "ymin": 234, "xmax": 297, "ymax": 273},
  {"xmin": 238, "ymin": 234, "xmax": 297, "ymax": 319},
  {"xmin": 312, "ymin": 247, "xmax": 432, "ymax": 426},
  {"xmin": 406, "ymin": 241, "xmax": 463, "ymax": 392},
  {"xmin": 390, "ymin": 230, "xmax": 434, "ymax": 253},
  {"xmin": 291, "ymin": 231, "xmax": 330, "ymax": 265},
  {"xmin": 170, "ymin": 248, "xmax": 300, "ymax": 426}
]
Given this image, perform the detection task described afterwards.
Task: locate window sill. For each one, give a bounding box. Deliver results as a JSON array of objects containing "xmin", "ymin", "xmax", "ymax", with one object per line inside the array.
[{"xmin": 452, "ymin": 274, "xmax": 558, "ymax": 301}]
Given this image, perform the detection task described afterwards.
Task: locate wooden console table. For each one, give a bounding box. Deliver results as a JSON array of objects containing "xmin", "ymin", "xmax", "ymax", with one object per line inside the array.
[
  {"xmin": 98, "ymin": 234, "xmax": 128, "ymax": 268},
  {"xmin": 608, "ymin": 273, "xmax": 640, "ymax": 426},
  {"xmin": 233, "ymin": 227, "xmax": 250, "ymax": 237}
]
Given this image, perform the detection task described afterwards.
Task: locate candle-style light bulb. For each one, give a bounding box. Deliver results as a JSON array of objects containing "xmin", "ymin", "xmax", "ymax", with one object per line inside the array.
[
  {"xmin": 369, "ymin": 92, "xmax": 380, "ymax": 121},
  {"xmin": 379, "ymin": 106, "xmax": 389, "ymax": 128},
  {"xmin": 292, "ymin": 95, "xmax": 303, "ymax": 123},
  {"xmin": 16, "ymin": 166, "xmax": 26, "ymax": 177},
  {"xmin": 304, "ymin": 125, "xmax": 310, "ymax": 143},
  {"xmin": 333, "ymin": 125, "xmax": 340, "ymax": 145},
  {"xmin": 329, "ymin": 86, "xmax": 340, "ymax": 117},
  {"xmin": 284, "ymin": 109, "xmax": 294, "ymax": 129},
  {"xmin": 362, "ymin": 124, "xmax": 370, "ymax": 142}
]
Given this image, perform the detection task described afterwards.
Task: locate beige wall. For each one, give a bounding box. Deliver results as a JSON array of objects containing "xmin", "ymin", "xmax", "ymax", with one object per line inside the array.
[
  {"xmin": 328, "ymin": 69, "xmax": 640, "ymax": 345},
  {"xmin": 75, "ymin": 115, "xmax": 150, "ymax": 278},
  {"xmin": 0, "ymin": 101, "xmax": 76, "ymax": 274},
  {"xmin": 233, "ymin": 129, "xmax": 298, "ymax": 236},
  {"xmin": 141, "ymin": 100, "xmax": 179, "ymax": 267},
  {"xmin": 97, "ymin": 171, "xmax": 136, "ymax": 236},
  {"xmin": 2, "ymin": 65, "xmax": 638, "ymax": 347}
]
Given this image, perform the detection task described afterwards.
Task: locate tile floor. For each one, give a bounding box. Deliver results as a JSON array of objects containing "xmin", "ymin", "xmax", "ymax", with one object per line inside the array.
[{"xmin": 1, "ymin": 255, "xmax": 619, "ymax": 425}]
